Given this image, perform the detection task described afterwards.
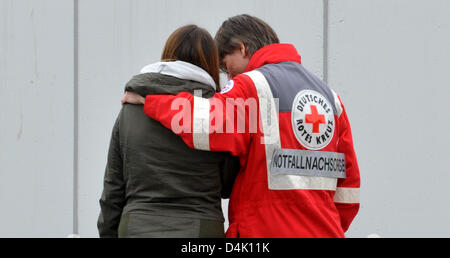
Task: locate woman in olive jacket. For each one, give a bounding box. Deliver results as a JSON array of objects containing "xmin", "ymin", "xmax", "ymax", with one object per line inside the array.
[{"xmin": 97, "ymin": 25, "xmax": 239, "ymax": 238}]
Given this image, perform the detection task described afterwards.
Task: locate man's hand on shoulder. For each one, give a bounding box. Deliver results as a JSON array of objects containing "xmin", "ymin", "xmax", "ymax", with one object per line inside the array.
[{"xmin": 121, "ymin": 91, "xmax": 145, "ymax": 105}]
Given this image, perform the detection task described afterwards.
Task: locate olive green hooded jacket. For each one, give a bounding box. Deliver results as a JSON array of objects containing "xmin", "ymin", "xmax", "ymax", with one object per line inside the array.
[{"xmin": 98, "ymin": 62, "xmax": 239, "ymax": 238}]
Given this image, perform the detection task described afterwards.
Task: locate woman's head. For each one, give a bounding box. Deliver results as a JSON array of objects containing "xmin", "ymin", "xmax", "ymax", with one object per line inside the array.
[{"xmin": 161, "ymin": 25, "xmax": 220, "ymax": 89}]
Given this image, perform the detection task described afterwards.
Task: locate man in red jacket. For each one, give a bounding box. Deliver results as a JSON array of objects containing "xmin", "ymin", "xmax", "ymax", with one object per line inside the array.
[{"xmin": 123, "ymin": 14, "xmax": 360, "ymax": 238}]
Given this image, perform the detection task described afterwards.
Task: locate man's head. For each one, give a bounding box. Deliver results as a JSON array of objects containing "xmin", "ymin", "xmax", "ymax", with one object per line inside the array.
[{"xmin": 215, "ymin": 14, "xmax": 279, "ymax": 79}]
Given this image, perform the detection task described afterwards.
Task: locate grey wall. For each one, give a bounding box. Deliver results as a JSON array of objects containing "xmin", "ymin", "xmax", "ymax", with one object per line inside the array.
[
  {"xmin": 0, "ymin": 0, "xmax": 449, "ymax": 238},
  {"xmin": 328, "ymin": 0, "xmax": 450, "ymax": 237},
  {"xmin": 0, "ymin": 0, "xmax": 74, "ymax": 237}
]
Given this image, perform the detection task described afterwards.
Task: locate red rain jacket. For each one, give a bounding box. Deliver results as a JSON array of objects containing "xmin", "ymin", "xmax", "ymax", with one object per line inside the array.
[{"xmin": 143, "ymin": 44, "xmax": 360, "ymax": 237}]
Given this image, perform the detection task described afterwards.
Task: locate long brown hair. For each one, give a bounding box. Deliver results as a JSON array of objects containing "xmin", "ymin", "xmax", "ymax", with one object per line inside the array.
[{"xmin": 161, "ymin": 25, "xmax": 220, "ymax": 90}]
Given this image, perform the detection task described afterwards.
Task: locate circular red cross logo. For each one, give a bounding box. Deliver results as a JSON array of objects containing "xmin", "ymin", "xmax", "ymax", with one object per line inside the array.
[{"xmin": 291, "ymin": 90, "xmax": 335, "ymax": 150}]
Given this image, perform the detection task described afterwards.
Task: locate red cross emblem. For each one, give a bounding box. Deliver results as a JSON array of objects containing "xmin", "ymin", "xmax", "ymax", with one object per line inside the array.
[{"xmin": 305, "ymin": 105, "xmax": 326, "ymax": 133}]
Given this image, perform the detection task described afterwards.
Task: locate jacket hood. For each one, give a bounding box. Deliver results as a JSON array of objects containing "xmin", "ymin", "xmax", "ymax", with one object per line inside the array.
[
  {"xmin": 141, "ymin": 61, "xmax": 216, "ymax": 90},
  {"xmin": 126, "ymin": 61, "xmax": 217, "ymax": 97},
  {"xmin": 244, "ymin": 43, "xmax": 301, "ymax": 73}
]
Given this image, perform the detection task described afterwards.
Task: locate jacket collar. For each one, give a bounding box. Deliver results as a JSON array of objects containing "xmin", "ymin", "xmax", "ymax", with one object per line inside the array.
[
  {"xmin": 244, "ymin": 43, "xmax": 302, "ymax": 72},
  {"xmin": 140, "ymin": 61, "xmax": 217, "ymax": 91}
]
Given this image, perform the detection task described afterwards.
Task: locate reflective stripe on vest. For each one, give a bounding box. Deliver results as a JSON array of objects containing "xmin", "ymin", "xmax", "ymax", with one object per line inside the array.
[{"xmin": 245, "ymin": 70, "xmax": 338, "ymax": 191}]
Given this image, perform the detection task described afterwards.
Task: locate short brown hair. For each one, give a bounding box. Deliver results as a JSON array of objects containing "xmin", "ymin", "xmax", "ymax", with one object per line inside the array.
[
  {"xmin": 162, "ymin": 24, "xmax": 220, "ymax": 89},
  {"xmin": 215, "ymin": 14, "xmax": 279, "ymax": 61}
]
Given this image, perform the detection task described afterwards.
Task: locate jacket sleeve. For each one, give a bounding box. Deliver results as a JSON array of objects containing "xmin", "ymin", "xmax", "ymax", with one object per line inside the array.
[
  {"xmin": 143, "ymin": 74, "xmax": 257, "ymax": 158},
  {"xmin": 333, "ymin": 94, "xmax": 361, "ymax": 232},
  {"xmin": 97, "ymin": 111, "xmax": 126, "ymax": 238},
  {"xmin": 220, "ymin": 155, "xmax": 241, "ymax": 199}
]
